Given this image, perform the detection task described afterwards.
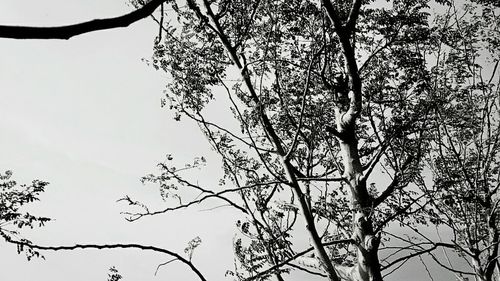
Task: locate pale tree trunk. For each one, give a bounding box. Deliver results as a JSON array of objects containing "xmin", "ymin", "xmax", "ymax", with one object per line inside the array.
[
  {"xmin": 471, "ymin": 257, "xmax": 488, "ymax": 281},
  {"xmin": 335, "ymin": 119, "xmax": 383, "ymax": 281},
  {"xmin": 483, "ymin": 212, "xmax": 500, "ymax": 281},
  {"xmin": 468, "ymin": 210, "xmax": 499, "ymax": 281},
  {"xmin": 323, "ymin": 0, "xmax": 384, "ymax": 277}
]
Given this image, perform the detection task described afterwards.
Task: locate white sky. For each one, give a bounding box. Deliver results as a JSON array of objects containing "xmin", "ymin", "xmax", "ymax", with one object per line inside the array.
[
  {"xmin": 0, "ymin": 1, "xmax": 464, "ymax": 281},
  {"xmin": 0, "ymin": 2, "xmax": 238, "ymax": 281}
]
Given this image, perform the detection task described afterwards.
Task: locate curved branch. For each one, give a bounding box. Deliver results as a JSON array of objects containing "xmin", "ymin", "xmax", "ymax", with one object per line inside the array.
[
  {"xmin": 373, "ymin": 155, "xmax": 414, "ymax": 207},
  {"xmin": 0, "ymin": 0, "xmax": 168, "ymax": 39},
  {"xmin": 8, "ymin": 239, "xmax": 207, "ymax": 281}
]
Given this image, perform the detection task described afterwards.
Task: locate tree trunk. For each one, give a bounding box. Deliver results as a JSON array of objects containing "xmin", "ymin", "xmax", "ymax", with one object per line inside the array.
[
  {"xmin": 337, "ymin": 123, "xmax": 383, "ymax": 281},
  {"xmin": 471, "ymin": 257, "xmax": 488, "ymax": 281}
]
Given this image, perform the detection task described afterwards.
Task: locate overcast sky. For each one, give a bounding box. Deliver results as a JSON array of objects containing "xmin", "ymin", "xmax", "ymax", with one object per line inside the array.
[
  {"xmin": 0, "ymin": 2, "xmax": 464, "ymax": 281},
  {"xmin": 0, "ymin": 2, "xmax": 239, "ymax": 280}
]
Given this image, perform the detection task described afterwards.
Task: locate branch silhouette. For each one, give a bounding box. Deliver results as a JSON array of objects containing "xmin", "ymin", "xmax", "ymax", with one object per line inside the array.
[
  {"xmin": 8, "ymin": 238, "xmax": 208, "ymax": 281},
  {"xmin": 0, "ymin": 0, "xmax": 167, "ymax": 39}
]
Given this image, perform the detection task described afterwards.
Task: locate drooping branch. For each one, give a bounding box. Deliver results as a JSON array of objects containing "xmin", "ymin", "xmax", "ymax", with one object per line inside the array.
[
  {"xmin": 8, "ymin": 239, "xmax": 208, "ymax": 281},
  {"xmin": 0, "ymin": 0, "xmax": 168, "ymax": 39}
]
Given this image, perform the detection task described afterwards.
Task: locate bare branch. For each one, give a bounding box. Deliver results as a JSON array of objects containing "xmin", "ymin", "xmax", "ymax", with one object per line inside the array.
[
  {"xmin": 360, "ymin": 140, "xmax": 390, "ymax": 183},
  {"xmin": 296, "ymin": 177, "xmax": 345, "ymax": 182},
  {"xmin": 381, "ymin": 240, "xmax": 475, "ymax": 277},
  {"xmin": 8, "ymin": 239, "xmax": 207, "ymax": 281},
  {"xmin": 155, "ymin": 258, "xmax": 177, "ymax": 276},
  {"xmin": 0, "ymin": 0, "xmax": 168, "ymax": 40},
  {"xmin": 373, "ymin": 155, "xmax": 414, "ymax": 207},
  {"xmin": 488, "ymin": 59, "xmax": 499, "ymax": 85}
]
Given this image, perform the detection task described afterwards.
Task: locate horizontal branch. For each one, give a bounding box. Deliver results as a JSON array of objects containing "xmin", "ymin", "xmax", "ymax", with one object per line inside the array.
[
  {"xmin": 296, "ymin": 177, "xmax": 345, "ymax": 182},
  {"xmin": 8, "ymin": 239, "xmax": 207, "ymax": 281},
  {"xmin": 373, "ymin": 155, "xmax": 414, "ymax": 207},
  {"xmin": 0, "ymin": 0, "xmax": 167, "ymax": 39},
  {"xmin": 121, "ymin": 181, "xmax": 283, "ymax": 221},
  {"xmin": 381, "ymin": 242, "xmax": 457, "ymax": 272}
]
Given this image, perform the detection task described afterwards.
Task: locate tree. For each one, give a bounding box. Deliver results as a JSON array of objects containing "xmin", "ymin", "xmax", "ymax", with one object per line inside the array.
[
  {"xmin": 0, "ymin": 1, "xmax": 497, "ymax": 281},
  {"xmin": 122, "ymin": 0, "xmax": 436, "ymax": 280},
  {"xmin": 423, "ymin": 1, "xmax": 500, "ymax": 280}
]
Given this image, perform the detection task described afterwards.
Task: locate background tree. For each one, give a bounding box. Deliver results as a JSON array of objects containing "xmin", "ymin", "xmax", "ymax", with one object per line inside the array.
[
  {"xmin": 423, "ymin": 1, "xmax": 500, "ymax": 280},
  {"xmin": 121, "ymin": 1, "xmax": 441, "ymax": 280}
]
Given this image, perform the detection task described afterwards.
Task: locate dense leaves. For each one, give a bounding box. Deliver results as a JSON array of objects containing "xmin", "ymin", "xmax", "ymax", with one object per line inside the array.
[{"xmin": 0, "ymin": 170, "xmax": 50, "ymax": 260}]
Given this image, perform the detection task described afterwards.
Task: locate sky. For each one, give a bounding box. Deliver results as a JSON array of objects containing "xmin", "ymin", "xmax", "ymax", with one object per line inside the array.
[
  {"xmin": 0, "ymin": 1, "xmax": 469, "ymax": 281},
  {"xmin": 0, "ymin": 1, "xmax": 239, "ymax": 280}
]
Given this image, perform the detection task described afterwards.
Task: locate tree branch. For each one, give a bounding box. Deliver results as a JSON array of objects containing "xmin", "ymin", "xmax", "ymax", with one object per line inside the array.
[
  {"xmin": 8, "ymin": 239, "xmax": 207, "ymax": 281},
  {"xmin": 0, "ymin": 0, "xmax": 167, "ymax": 40},
  {"xmin": 296, "ymin": 176, "xmax": 345, "ymax": 182},
  {"xmin": 120, "ymin": 181, "xmax": 281, "ymax": 221},
  {"xmin": 360, "ymin": 139, "xmax": 390, "ymax": 183},
  {"xmin": 381, "ymin": 242, "xmax": 464, "ymax": 273},
  {"xmin": 285, "ymin": 46, "xmax": 324, "ymax": 160},
  {"xmin": 346, "ymin": 0, "xmax": 362, "ymax": 31}
]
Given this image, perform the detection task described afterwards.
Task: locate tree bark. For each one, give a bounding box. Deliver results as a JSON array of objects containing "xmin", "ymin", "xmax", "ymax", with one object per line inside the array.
[
  {"xmin": 323, "ymin": 0, "xmax": 384, "ymax": 278},
  {"xmin": 336, "ymin": 127, "xmax": 383, "ymax": 281}
]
